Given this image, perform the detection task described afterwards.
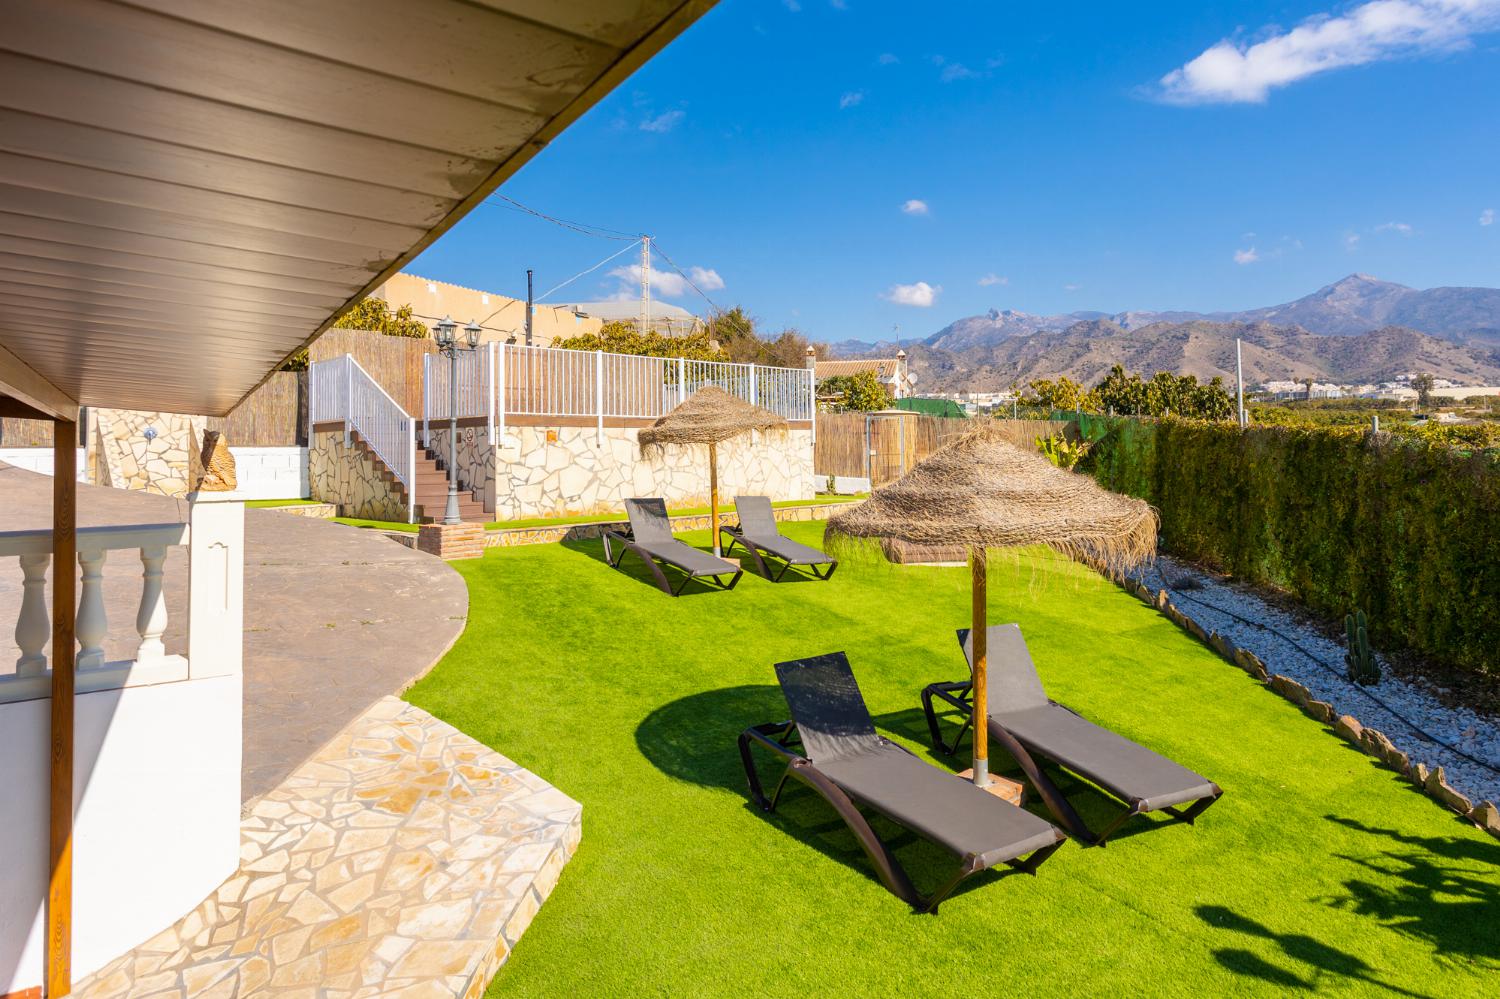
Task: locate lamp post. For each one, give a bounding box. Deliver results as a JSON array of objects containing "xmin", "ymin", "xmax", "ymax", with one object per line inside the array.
[{"xmin": 433, "ymin": 316, "xmax": 482, "ymax": 525}]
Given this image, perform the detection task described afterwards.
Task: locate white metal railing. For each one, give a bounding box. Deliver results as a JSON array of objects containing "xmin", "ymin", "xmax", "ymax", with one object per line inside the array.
[
  {"xmin": 496, "ymin": 344, "xmax": 815, "ymax": 422},
  {"xmin": 0, "ymin": 513, "xmax": 231, "ymax": 703},
  {"xmin": 312, "ymin": 354, "xmax": 417, "ymax": 521}
]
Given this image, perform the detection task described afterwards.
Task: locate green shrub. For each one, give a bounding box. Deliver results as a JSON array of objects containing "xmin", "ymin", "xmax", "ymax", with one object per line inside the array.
[{"xmin": 1090, "ymin": 418, "xmax": 1500, "ymax": 679}]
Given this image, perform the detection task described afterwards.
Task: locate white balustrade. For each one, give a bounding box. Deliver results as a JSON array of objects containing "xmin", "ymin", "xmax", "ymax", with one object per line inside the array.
[
  {"xmin": 0, "ymin": 518, "xmax": 204, "ymax": 704},
  {"xmin": 14, "ymin": 553, "xmax": 47, "ymax": 675}
]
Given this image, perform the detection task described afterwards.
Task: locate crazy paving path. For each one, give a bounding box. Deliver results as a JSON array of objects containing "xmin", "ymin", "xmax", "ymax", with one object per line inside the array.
[{"xmin": 72, "ymin": 697, "xmax": 581, "ymax": 999}]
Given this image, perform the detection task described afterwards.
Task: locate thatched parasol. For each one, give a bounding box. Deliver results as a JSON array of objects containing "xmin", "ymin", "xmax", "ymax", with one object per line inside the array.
[
  {"xmin": 639, "ymin": 385, "xmax": 788, "ymax": 556},
  {"xmin": 825, "ymin": 420, "xmax": 1157, "ymax": 789}
]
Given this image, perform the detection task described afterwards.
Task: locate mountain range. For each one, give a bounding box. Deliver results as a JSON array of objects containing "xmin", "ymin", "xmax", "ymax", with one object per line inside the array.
[{"xmin": 831, "ymin": 275, "xmax": 1500, "ymax": 392}]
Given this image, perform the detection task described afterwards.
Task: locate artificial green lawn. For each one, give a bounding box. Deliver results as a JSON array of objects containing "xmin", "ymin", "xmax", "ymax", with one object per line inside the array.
[
  {"xmin": 328, "ymin": 494, "xmax": 867, "ymax": 534},
  {"xmin": 404, "ymin": 522, "xmax": 1500, "ymax": 997}
]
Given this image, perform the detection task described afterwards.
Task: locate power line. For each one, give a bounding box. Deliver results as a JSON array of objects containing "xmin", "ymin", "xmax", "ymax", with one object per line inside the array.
[
  {"xmin": 536, "ymin": 240, "xmax": 640, "ymax": 303},
  {"xmin": 483, "ymin": 193, "xmax": 639, "ymax": 241}
]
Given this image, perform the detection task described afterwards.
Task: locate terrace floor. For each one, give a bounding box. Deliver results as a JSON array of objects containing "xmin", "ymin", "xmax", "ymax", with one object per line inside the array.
[
  {"xmin": 405, "ymin": 522, "xmax": 1500, "ymax": 997},
  {"xmin": 0, "ymin": 462, "xmax": 468, "ymax": 801}
]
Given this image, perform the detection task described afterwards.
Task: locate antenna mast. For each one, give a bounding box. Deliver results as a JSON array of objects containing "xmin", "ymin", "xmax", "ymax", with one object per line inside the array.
[{"xmin": 640, "ymin": 235, "xmax": 651, "ymax": 333}]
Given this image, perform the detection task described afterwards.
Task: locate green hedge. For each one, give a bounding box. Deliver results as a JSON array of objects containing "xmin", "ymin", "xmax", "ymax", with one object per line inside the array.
[{"xmin": 1089, "ymin": 419, "xmax": 1500, "ymax": 678}]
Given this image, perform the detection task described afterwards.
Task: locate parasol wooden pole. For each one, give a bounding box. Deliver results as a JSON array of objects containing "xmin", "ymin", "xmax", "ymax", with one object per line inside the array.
[
  {"xmin": 708, "ymin": 441, "xmax": 720, "ymax": 557},
  {"xmin": 970, "ymin": 547, "xmax": 988, "ymax": 787},
  {"xmin": 50, "ymin": 417, "xmax": 77, "ymax": 996}
]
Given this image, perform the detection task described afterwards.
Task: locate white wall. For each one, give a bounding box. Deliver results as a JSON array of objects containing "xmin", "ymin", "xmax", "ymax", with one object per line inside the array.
[
  {"xmin": 228, "ymin": 446, "xmax": 308, "ymax": 500},
  {"xmin": 0, "ymin": 674, "xmax": 242, "ymax": 994},
  {"xmin": 0, "ymin": 447, "xmax": 86, "ymax": 478}
]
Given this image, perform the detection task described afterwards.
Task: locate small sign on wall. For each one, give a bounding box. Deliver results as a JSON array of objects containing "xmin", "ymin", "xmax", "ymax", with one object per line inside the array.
[{"xmin": 464, "ymin": 427, "xmax": 475, "ymax": 445}]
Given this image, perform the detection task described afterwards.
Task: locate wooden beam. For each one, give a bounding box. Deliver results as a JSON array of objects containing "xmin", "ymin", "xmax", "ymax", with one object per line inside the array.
[
  {"xmin": 48, "ymin": 419, "xmax": 76, "ymax": 998},
  {"xmin": 0, "ymin": 342, "xmax": 77, "ymax": 422}
]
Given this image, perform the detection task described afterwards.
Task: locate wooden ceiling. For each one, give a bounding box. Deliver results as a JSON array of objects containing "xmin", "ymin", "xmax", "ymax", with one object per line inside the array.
[{"xmin": 0, "ymin": 0, "xmax": 713, "ymax": 417}]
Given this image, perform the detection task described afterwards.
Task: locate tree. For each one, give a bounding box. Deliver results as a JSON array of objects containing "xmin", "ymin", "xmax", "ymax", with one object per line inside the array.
[
  {"xmin": 555, "ymin": 320, "xmax": 719, "ymax": 360},
  {"xmin": 708, "ymin": 306, "xmax": 827, "ymax": 368},
  {"xmin": 1024, "ymin": 376, "xmax": 1098, "ymax": 413},
  {"xmin": 1091, "ymin": 364, "xmax": 1233, "ymax": 420},
  {"xmin": 1411, "ymin": 372, "xmax": 1435, "ymax": 408},
  {"xmin": 819, "ymin": 370, "xmax": 892, "ymax": 411},
  {"xmin": 334, "ymin": 298, "xmax": 430, "ymax": 338}
]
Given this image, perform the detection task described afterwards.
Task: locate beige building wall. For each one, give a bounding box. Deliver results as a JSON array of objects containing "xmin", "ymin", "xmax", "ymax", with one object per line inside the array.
[{"xmin": 372, "ymin": 272, "xmax": 603, "ymax": 347}]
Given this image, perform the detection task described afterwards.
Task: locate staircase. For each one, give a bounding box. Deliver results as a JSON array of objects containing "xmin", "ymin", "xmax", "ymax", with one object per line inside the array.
[
  {"xmin": 345, "ymin": 430, "xmax": 487, "ymax": 523},
  {"xmin": 412, "ymin": 445, "xmax": 487, "ymax": 524}
]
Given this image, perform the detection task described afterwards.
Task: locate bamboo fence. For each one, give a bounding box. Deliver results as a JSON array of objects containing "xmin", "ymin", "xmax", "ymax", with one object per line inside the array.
[{"xmin": 814, "ymin": 413, "xmax": 1073, "ymax": 484}]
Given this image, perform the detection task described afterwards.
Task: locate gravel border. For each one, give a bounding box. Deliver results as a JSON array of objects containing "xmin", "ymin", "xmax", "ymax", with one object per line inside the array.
[{"xmin": 1130, "ymin": 555, "xmax": 1500, "ymax": 813}]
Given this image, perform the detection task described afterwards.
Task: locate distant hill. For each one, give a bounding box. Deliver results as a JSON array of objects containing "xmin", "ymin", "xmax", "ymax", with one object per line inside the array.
[
  {"xmin": 833, "ymin": 274, "xmax": 1500, "ymax": 355},
  {"xmin": 896, "ymin": 321, "xmax": 1500, "ymax": 394},
  {"xmin": 828, "ymin": 274, "xmax": 1500, "ymax": 391}
]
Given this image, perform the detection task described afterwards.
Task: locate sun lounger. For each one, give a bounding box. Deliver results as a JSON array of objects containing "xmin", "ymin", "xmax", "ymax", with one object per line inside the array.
[
  {"xmin": 920, "ymin": 624, "xmax": 1222, "ymax": 845},
  {"xmin": 602, "ymin": 498, "xmax": 743, "ymax": 596},
  {"xmin": 739, "ymin": 651, "xmax": 1065, "ymax": 912},
  {"xmin": 720, "ymin": 495, "xmax": 838, "ymax": 581}
]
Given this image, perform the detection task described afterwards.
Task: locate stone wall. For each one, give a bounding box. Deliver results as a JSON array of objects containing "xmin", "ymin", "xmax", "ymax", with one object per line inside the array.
[
  {"xmin": 91, "ymin": 409, "xmax": 205, "ymax": 497},
  {"xmin": 308, "ymin": 430, "xmax": 407, "ymax": 521},
  {"xmin": 493, "ymin": 426, "xmax": 815, "ymax": 521}
]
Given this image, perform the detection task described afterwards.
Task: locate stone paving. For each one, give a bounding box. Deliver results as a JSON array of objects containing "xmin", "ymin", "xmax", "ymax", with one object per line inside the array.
[{"xmin": 72, "ymin": 696, "xmax": 582, "ymax": 999}]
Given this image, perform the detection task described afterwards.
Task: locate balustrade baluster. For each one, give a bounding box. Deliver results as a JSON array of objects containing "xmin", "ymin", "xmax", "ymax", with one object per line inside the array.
[
  {"xmin": 15, "ymin": 552, "xmax": 50, "ymax": 674},
  {"xmin": 135, "ymin": 544, "xmax": 169, "ymax": 663},
  {"xmin": 76, "ymin": 547, "xmax": 108, "ymax": 670}
]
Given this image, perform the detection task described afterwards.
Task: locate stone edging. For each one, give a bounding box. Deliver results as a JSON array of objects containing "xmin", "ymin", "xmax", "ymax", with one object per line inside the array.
[
  {"xmin": 1120, "ymin": 578, "xmax": 1500, "ymax": 841},
  {"xmin": 264, "ymin": 502, "xmax": 337, "ymax": 519},
  {"xmin": 482, "ymin": 499, "xmax": 864, "ymax": 548}
]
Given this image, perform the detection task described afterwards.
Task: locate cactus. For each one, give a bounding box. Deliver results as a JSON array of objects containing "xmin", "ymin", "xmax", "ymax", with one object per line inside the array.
[{"xmin": 1345, "ymin": 609, "xmax": 1379, "ymax": 686}]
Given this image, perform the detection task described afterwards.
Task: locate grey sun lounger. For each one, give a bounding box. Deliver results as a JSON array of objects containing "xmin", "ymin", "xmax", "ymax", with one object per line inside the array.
[
  {"xmin": 720, "ymin": 495, "xmax": 837, "ymax": 581},
  {"xmin": 739, "ymin": 652, "xmax": 1066, "ymax": 912},
  {"xmin": 602, "ymin": 498, "xmax": 743, "ymax": 596},
  {"xmin": 920, "ymin": 624, "xmax": 1222, "ymax": 846}
]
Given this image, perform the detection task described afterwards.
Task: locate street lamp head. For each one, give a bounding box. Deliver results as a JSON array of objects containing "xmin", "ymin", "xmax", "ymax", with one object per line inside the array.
[
  {"xmin": 434, "ymin": 315, "xmax": 456, "ymax": 347},
  {"xmin": 464, "ymin": 320, "xmax": 482, "ymax": 349}
]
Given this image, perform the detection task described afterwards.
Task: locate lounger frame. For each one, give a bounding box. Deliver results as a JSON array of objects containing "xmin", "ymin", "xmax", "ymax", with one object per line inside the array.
[
  {"xmin": 920, "ymin": 680, "xmax": 1221, "ymax": 846},
  {"xmin": 602, "ymin": 526, "xmax": 742, "ymax": 596},
  {"xmin": 720, "ymin": 525, "xmax": 838, "ymax": 582},
  {"xmin": 738, "ymin": 718, "xmax": 1062, "ymax": 913}
]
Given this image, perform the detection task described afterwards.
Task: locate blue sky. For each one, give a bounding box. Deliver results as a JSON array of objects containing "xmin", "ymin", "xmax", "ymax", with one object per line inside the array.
[{"xmin": 409, "ymin": 0, "xmax": 1500, "ymax": 344}]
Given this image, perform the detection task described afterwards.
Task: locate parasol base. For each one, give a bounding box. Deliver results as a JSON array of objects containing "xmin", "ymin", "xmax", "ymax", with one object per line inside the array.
[{"xmin": 954, "ymin": 768, "xmax": 1026, "ymax": 807}]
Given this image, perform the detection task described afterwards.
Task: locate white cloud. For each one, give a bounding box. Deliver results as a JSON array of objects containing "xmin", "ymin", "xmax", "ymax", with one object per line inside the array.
[
  {"xmin": 978, "ymin": 273, "xmax": 1008, "ymax": 286},
  {"xmin": 839, "ymin": 90, "xmax": 865, "ymax": 109},
  {"xmin": 688, "ymin": 266, "xmax": 725, "ymax": 291},
  {"xmin": 639, "ymin": 110, "xmax": 685, "ymax": 133},
  {"xmin": 901, "ymin": 199, "xmax": 929, "ymax": 215},
  {"xmin": 782, "ymin": 0, "xmax": 801, "ymax": 10},
  {"xmin": 883, "ymin": 281, "xmax": 940, "ymax": 307},
  {"xmin": 1158, "ymin": 0, "xmax": 1500, "ymax": 104},
  {"xmin": 1480, "ymin": 208, "xmax": 1494, "ymax": 225},
  {"xmin": 1345, "ymin": 232, "xmax": 1362, "ymax": 251},
  {"xmin": 829, "ymin": 0, "xmax": 848, "ymax": 9},
  {"xmin": 940, "ymin": 62, "xmax": 980, "ymax": 82},
  {"xmin": 1063, "ymin": 283, "xmax": 1081, "ymax": 292},
  {"xmin": 1234, "ymin": 246, "xmax": 1260, "ymax": 265},
  {"xmin": 1374, "ymin": 221, "xmax": 1414, "ymax": 234},
  {"xmin": 877, "ymin": 52, "xmax": 900, "ymax": 65}
]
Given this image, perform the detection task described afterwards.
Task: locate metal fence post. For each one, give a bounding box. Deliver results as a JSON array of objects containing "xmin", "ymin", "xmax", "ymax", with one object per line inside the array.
[
  {"xmin": 497, "ymin": 343, "xmax": 507, "ymax": 443},
  {"xmin": 407, "ymin": 416, "xmax": 416, "ymax": 523},
  {"xmin": 677, "ymin": 356, "xmax": 686, "ymax": 406},
  {"xmin": 343, "ymin": 353, "xmax": 352, "ymax": 446},
  {"xmin": 487, "ymin": 341, "xmax": 497, "ymax": 444},
  {"xmin": 596, "ymin": 349, "xmax": 605, "ymax": 446},
  {"xmin": 422, "ymin": 353, "xmax": 429, "ymax": 446}
]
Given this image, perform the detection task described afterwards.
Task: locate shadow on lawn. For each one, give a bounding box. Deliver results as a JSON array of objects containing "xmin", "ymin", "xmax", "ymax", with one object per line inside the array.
[
  {"xmin": 1322, "ymin": 815, "xmax": 1500, "ymax": 969},
  {"xmin": 560, "ymin": 537, "xmax": 738, "ymax": 598},
  {"xmin": 1196, "ymin": 905, "xmax": 1440, "ymax": 997},
  {"xmin": 635, "ymin": 683, "xmax": 1033, "ymax": 909}
]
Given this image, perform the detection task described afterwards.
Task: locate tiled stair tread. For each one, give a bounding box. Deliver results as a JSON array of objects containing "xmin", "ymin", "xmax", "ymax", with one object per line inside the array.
[{"xmin": 72, "ymin": 697, "xmax": 582, "ymax": 999}]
